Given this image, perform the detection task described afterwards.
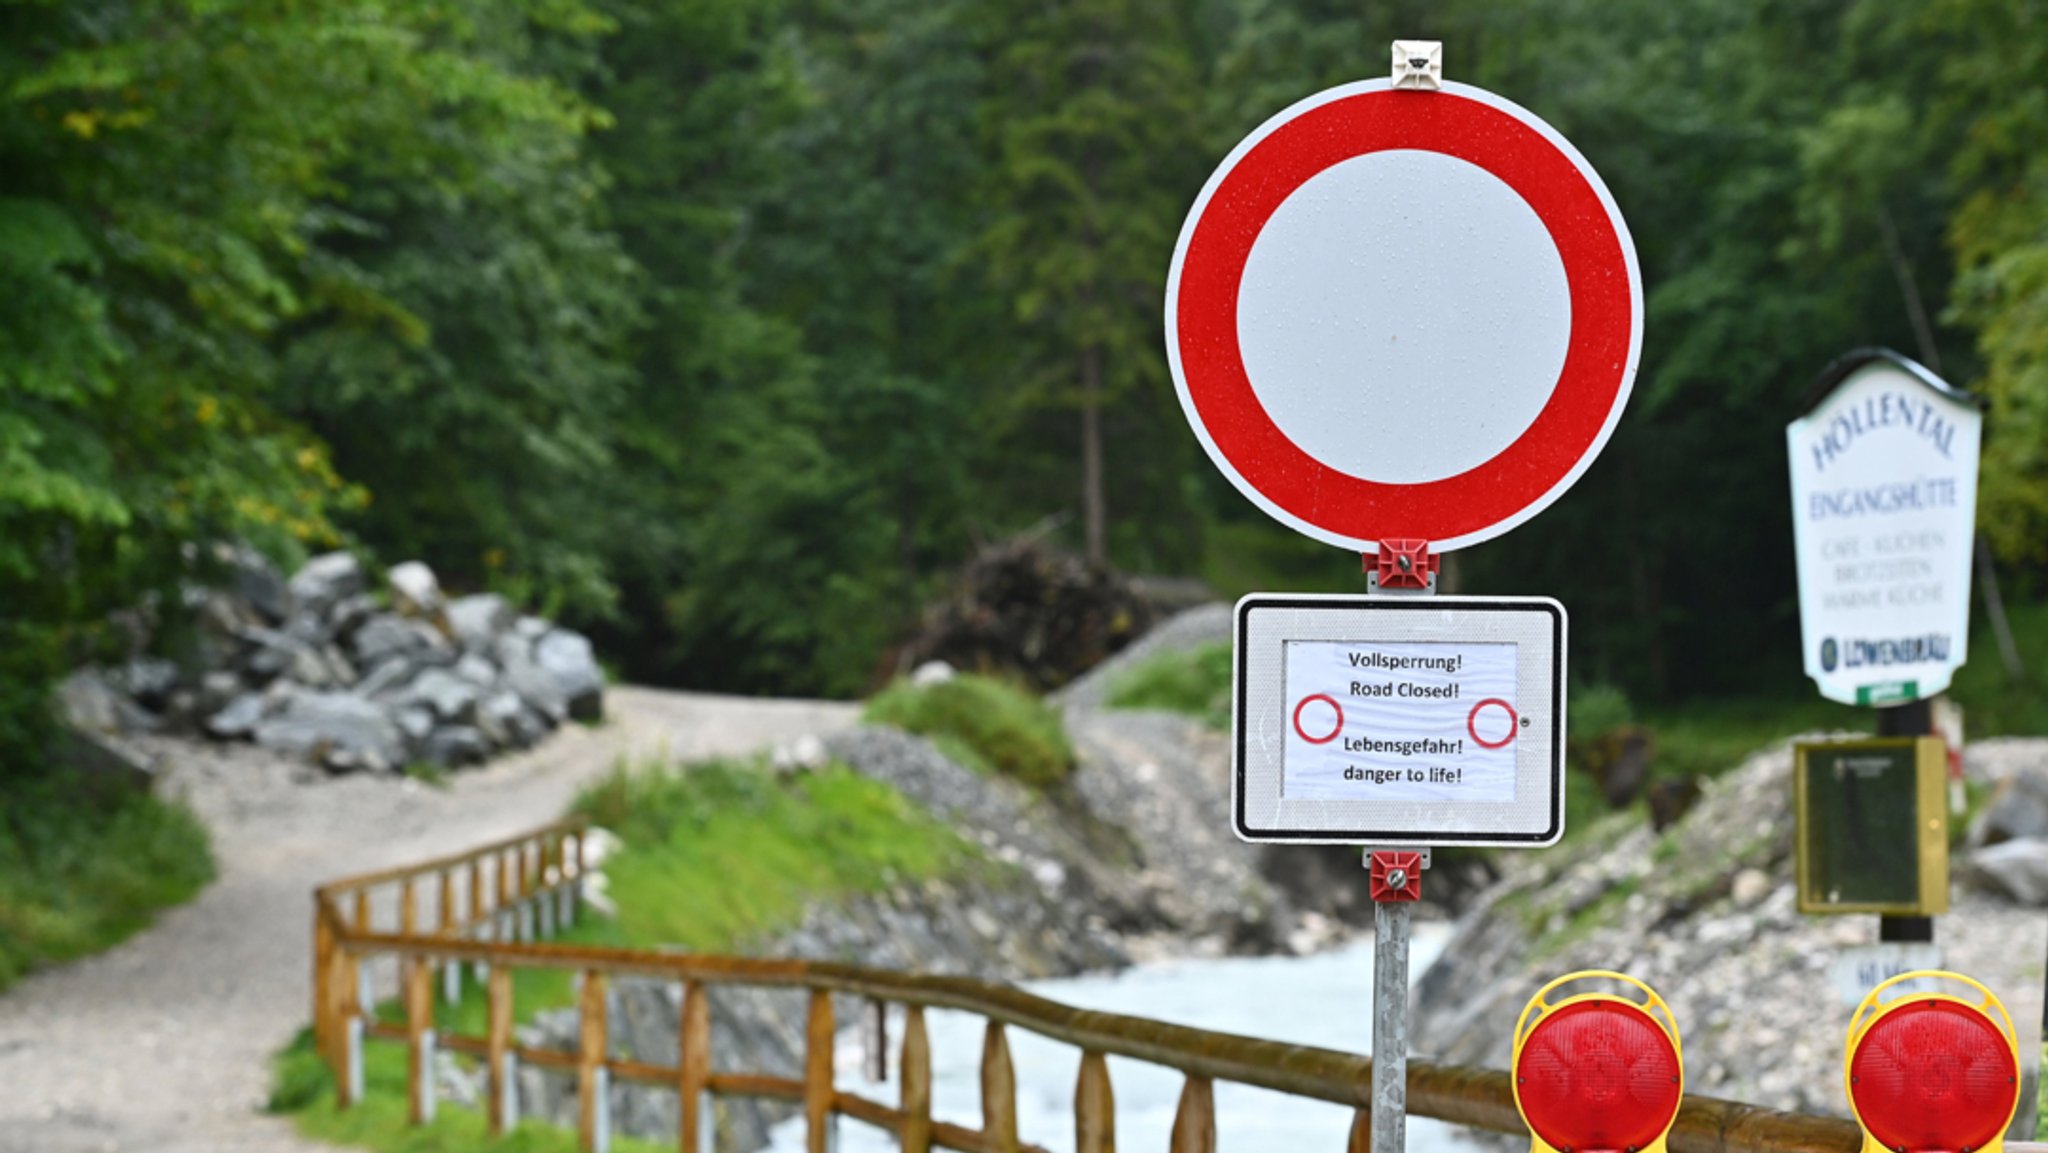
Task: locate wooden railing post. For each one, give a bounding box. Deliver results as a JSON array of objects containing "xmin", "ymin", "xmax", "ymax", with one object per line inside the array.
[
  {"xmin": 1170, "ymin": 1075, "xmax": 1215, "ymax": 1153},
  {"xmin": 1075, "ymin": 1050, "xmax": 1114, "ymax": 1153},
  {"xmin": 487, "ymin": 966, "xmax": 513, "ymax": 1137},
  {"xmin": 805, "ymin": 990, "xmax": 835, "ymax": 1153},
  {"xmin": 351, "ymin": 888, "xmax": 373, "ymax": 1013},
  {"xmin": 679, "ymin": 981, "xmax": 710, "ymax": 1153},
  {"xmin": 312, "ymin": 898, "xmax": 334, "ymax": 1074},
  {"xmin": 497, "ymin": 849, "xmax": 514, "ymax": 941},
  {"xmin": 470, "ymin": 858, "xmax": 486, "ymax": 930},
  {"xmin": 437, "ymin": 868, "xmax": 458, "ymax": 1003},
  {"xmin": 982, "ymin": 1021, "xmax": 1019, "ymax": 1153},
  {"xmin": 400, "ymin": 878, "xmax": 417, "ymax": 937},
  {"xmin": 406, "ymin": 955, "xmax": 435, "ymax": 1125},
  {"xmin": 1348, "ymin": 1107, "xmax": 1371, "ymax": 1153},
  {"xmin": 538, "ymin": 836, "xmax": 557, "ymax": 938},
  {"xmin": 901, "ymin": 1005, "xmax": 932, "ymax": 1153},
  {"xmin": 578, "ymin": 970, "xmax": 608, "ymax": 1152},
  {"xmin": 568, "ymin": 830, "xmax": 584, "ymax": 926},
  {"xmin": 521, "ymin": 842, "xmax": 539, "ymax": 940},
  {"xmin": 335, "ymin": 943, "xmax": 361, "ymax": 1110}
]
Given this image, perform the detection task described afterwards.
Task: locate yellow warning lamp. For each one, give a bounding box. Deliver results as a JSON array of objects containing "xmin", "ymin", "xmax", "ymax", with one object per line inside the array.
[
  {"xmin": 1844, "ymin": 971, "xmax": 2020, "ymax": 1153},
  {"xmin": 1511, "ymin": 971, "xmax": 1684, "ymax": 1153}
]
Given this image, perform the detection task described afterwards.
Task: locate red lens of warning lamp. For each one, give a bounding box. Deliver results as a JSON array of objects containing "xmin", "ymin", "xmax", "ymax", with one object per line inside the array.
[
  {"xmin": 1845, "ymin": 971, "xmax": 2020, "ymax": 1153},
  {"xmin": 1513, "ymin": 971, "xmax": 1683, "ymax": 1153}
]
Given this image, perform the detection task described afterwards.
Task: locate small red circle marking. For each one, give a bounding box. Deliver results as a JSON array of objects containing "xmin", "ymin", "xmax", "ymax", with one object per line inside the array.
[
  {"xmin": 1468, "ymin": 698, "xmax": 1518, "ymax": 748},
  {"xmin": 1293, "ymin": 694, "xmax": 1344, "ymax": 744}
]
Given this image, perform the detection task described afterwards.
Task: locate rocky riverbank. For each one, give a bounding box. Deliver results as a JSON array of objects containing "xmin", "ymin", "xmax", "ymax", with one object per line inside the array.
[{"xmin": 1412, "ymin": 736, "xmax": 2048, "ymax": 1120}]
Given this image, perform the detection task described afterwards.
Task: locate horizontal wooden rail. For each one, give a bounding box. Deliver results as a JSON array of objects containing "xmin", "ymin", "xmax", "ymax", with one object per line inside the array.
[
  {"xmin": 313, "ymin": 820, "xmax": 1872, "ymax": 1153},
  {"xmin": 316, "ymin": 816, "xmax": 588, "ymax": 900}
]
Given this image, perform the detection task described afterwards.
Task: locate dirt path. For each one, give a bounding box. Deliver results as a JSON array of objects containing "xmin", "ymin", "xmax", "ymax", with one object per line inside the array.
[{"xmin": 0, "ymin": 686, "xmax": 858, "ymax": 1153}]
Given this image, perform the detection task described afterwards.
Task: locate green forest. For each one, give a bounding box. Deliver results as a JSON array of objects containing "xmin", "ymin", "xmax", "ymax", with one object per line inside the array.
[{"xmin": 4, "ymin": 0, "xmax": 2046, "ymax": 763}]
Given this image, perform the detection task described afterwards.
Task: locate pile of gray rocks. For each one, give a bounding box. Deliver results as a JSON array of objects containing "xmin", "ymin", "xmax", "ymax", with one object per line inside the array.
[{"xmin": 60, "ymin": 548, "xmax": 605, "ymax": 774}]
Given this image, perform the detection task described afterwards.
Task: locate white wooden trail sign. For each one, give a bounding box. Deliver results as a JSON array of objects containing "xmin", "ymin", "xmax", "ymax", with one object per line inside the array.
[
  {"xmin": 1787, "ymin": 350, "xmax": 1983, "ymax": 706},
  {"xmin": 1165, "ymin": 77, "xmax": 1642, "ymax": 554}
]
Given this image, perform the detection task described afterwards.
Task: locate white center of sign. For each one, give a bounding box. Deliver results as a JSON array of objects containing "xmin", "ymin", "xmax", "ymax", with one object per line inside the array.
[{"xmin": 1236, "ymin": 149, "xmax": 1571, "ymax": 485}]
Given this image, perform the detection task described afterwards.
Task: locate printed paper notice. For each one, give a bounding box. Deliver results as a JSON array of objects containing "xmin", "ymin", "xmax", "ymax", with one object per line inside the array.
[{"xmin": 1282, "ymin": 640, "xmax": 1519, "ymax": 803}]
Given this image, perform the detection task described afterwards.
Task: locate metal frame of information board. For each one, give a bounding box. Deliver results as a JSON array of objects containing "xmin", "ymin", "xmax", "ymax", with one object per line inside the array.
[
  {"xmin": 1793, "ymin": 736, "xmax": 1949, "ymax": 916},
  {"xmin": 1232, "ymin": 594, "xmax": 1566, "ymax": 846}
]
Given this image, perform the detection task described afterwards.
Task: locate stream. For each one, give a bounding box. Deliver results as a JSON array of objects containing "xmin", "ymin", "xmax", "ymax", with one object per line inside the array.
[{"xmin": 766, "ymin": 924, "xmax": 1489, "ymax": 1152}]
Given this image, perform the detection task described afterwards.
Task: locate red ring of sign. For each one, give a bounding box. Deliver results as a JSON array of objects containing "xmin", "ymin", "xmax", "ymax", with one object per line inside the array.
[
  {"xmin": 1467, "ymin": 698, "xmax": 1519, "ymax": 749},
  {"xmin": 1173, "ymin": 88, "xmax": 1634, "ymax": 547},
  {"xmin": 1292, "ymin": 694, "xmax": 1344, "ymax": 744}
]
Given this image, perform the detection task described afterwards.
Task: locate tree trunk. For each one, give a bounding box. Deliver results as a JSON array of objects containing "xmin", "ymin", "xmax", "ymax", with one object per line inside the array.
[{"xmin": 1080, "ymin": 344, "xmax": 1106, "ymax": 566}]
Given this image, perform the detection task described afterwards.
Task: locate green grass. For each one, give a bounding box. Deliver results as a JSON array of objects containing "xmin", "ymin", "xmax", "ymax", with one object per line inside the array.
[
  {"xmin": 863, "ymin": 674, "xmax": 1074, "ymax": 788},
  {"xmin": 0, "ymin": 771, "xmax": 214, "ymax": 992},
  {"xmin": 1104, "ymin": 641, "xmax": 1232, "ymax": 729},
  {"xmin": 402, "ymin": 762, "xmax": 452, "ymax": 789},
  {"xmin": 274, "ymin": 757, "xmax": 980, "ymax": 1150},
  {"xmin": 272, "ymin": 1029, "xmax": 670, "ymax": 1153},
  {"xmin": 572, "ymin": 758, "xmax": 976, "ymax": 952}
]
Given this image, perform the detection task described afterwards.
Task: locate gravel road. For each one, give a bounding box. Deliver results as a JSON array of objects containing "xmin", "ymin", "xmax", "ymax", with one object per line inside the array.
[{"xmin": 0, "ymin": 686, "xmax": 857, "ymax": 1153}]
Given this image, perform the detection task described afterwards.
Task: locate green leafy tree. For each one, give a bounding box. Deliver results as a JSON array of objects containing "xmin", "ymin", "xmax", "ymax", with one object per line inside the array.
[
  {"xmin": 975, "ymin": 0, "xmax": 1208, "ymax": 566},
  {"xmin": 1927, "ymin": 0, "xmax": 2048, "ymax": 569},
  {"xmin": 0, "ymin": 0, "xmax": 613, "ymax": 757}
]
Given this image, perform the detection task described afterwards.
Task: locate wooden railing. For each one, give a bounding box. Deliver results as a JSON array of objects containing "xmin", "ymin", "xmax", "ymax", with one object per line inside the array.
[{"xmin": 312, "ymin": 820, "xmax": 1879, "ymax": 1153}]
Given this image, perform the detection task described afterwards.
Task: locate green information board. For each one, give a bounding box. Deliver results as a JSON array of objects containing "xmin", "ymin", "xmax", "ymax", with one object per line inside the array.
[{"xmin": 1795, "ymin": 737, "xmax": 1948, "ymax": 915}]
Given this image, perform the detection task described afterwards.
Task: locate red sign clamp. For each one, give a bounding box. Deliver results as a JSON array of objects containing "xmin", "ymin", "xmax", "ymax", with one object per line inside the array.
[
  {"xmin": 1369, "ymin": 850, "xmax": 1424, "ymax": 902},
  {"xmin": 1369, "ymin": 539, "xmax": 1438, "ymax": 590}
]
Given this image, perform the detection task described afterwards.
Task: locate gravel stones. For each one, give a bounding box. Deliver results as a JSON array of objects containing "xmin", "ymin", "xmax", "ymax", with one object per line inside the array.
[
  {"xmin": 1965, "ymin": 839, "xmax": 2048, "ymax": 904},
  {"xmin": 286, "ymin": 552, "xmax": 365, "ymax": 618},
  {"xmin": 1960, "ymin": 739, "xmax": 2048, "ymax": 906},
  {"xmin": 386, "ymin": 560, "xmax": 443, "ymax": 617},
  {"xmin": 534, "ymin": 630, "xmax": 604, "ymax": 721},
  {"xmin": 65, "ymin": 549, "xmax": 608, "ymax": 775},
  {"xmin": 251, "ymin": 689, "xmax": 406, "ymax": 773},
  {"xmin": 447, "ymin": 593, "xmax": 514, "ymax": 651},
  {"xmin": 1411, "ymin": 738, "xmax": 2048, "ymax": 1117}
]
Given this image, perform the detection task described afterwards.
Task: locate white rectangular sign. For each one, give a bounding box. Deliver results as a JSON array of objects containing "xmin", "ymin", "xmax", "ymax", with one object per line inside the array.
[
  {"xmin": 1280, "ymin": 640, "xmax": 1519, "ymax": 803},
  {"xmin": 1234, "ymin": 595, "xmax": 1563, "ymax": 846},
  {"xmin": 1787, "ymin": 353, "xmax": 1982, "ymax": 706},
  {"xmin": 1830, "ymin": 943, "xmax": 1944, "ymax": 1008}
]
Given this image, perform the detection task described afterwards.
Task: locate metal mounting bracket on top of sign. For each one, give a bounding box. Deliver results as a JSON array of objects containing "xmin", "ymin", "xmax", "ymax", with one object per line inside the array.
[{"xmin": 1367, "ymin": 539, "xmax": 1438, "ymax": 593}]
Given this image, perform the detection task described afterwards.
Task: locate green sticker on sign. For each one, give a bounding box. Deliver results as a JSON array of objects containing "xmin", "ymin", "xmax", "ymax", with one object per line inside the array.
[{"xmin": 1854, "ymin": 681, "xmax": 1918, "ymax": 706}]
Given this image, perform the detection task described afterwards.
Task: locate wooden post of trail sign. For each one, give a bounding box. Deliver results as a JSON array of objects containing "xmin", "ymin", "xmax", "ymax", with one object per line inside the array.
[{"xmin": 1167, "ymin": 41, "xmax": 1641, "ymax": 1153}]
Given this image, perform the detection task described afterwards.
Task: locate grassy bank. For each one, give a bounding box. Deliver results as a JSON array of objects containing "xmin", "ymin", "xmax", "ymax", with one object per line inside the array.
[
  {"xmin": 1103, "ymin": 641, "xmax": 1231, "ymax": 730},
  {"xmin": 0, "ymin": 771, "xmax": 213, "ymax": 992},
  {"xmin": 864, "ymin": 673, "xmax": 1074, "ymax": 788},
  {"xmin": 272, "ymin": 1028, "xmax": 671, "ymax": 1153},
  {"xmin": 273, "ymin": 757, "xmax": 978, "ymax": 1147}
]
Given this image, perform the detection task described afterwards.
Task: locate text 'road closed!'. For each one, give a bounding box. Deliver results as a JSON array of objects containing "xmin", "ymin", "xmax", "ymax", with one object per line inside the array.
[{"xmin": 1283, "ymin": 641, "xmax": 1519, "ymax": 802}]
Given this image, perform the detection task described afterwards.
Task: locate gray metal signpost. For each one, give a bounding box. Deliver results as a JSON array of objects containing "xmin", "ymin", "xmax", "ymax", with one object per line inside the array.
[{"xmin": 1169, "ymin": 38, "xmax": 1640, "ymax": 1153}]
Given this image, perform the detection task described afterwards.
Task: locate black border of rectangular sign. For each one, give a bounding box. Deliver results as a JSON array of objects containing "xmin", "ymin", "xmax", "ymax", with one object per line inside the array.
[{"xmin": 1233, "ymin": 596, "xmax": 1565, "ymax": 845}]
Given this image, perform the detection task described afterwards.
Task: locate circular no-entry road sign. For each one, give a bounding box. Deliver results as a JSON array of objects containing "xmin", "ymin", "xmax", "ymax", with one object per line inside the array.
[{"xmin": 1166, "ymin": 79, "xmax": 1641, "ymax": 553}]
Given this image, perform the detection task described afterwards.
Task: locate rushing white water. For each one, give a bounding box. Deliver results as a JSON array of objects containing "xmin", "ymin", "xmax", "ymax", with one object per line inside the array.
[{"xmin": 765, "ymin": 925, "xmax": 1490, "ymax": 1153}]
